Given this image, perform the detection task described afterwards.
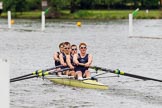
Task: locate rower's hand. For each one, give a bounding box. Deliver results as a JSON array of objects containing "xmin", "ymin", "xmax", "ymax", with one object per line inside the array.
[
  {"xmin": 84, "ymin": 63, "xmax": 90, "ymax": 67},
  {"xmin": 63, "ymin": 63, "xmax": 67, "ymax": 67},
  {"xmin": 69, "ymin": 65, "xmax": 74, "ymax": 69},
  {"xmin": 75, "ymin": 61, "xmax": 79, "ymax": 65}
]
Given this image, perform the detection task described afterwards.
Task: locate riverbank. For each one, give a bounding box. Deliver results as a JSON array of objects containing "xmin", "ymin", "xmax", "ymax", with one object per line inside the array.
[{"xmin": 0, "ymin": 10, "xmax": 161, "ymax": 19}]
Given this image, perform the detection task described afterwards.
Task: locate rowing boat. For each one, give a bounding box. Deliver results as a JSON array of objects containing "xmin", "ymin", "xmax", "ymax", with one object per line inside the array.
[
  {"xmin": 10, "ymin": 65, "xmax": 162, "ymax": 89},
  {"xmin": 45, "ymin": 75, "xmax": 108, "ymax": 90}
]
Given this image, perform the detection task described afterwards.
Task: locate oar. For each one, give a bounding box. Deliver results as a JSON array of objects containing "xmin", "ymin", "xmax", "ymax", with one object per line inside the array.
[
  {"xmin": 76, "ymin": 63, "xmax": 108, "ymax": 80},
  {"xmin": 10, "ymin": 75, "xmax": 38, "ymax": 83},
  {"xmin": 10, "ymin": 68, "xmax": 70, "ymax": 83},
  {"xmin": 10, "ymin": 65, "xmax": 63, "ymax": 81},
  {"xmin": 83, "ymin": 71, "xmax": 109, "ymax": 81},
  {"xmin": 89, "ymin": 66, "xmax": 162, "ymax": 82}
]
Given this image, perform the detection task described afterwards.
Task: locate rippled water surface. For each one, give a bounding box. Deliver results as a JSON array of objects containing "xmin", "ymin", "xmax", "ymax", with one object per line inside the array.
[{"xmin": 0, "ymin": 19, "xmax": 162, "ymax": 108}]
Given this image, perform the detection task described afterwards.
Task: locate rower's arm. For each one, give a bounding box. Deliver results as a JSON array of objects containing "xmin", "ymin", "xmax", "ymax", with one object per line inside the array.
[
  {"xmin": 66, "ymin": 55, "xmax": 74, "ymax": 69},
  {"xmin": 73, "ymin": 54, "xmax": 79, "ymax": 65},
  {"xmin": 84, "ymin": 54, "xmax": 92, "ymax": 67},
  {"xmin": 59, "ymin": 53, "xmax": 66, "ymax": 66},
  {"xmin": 53, "ymin": 52, "xmax": 59, "ymax": 61},
  {"xmin": 88, "ymin": 54, "xmax": 93, "ymax": 65}
]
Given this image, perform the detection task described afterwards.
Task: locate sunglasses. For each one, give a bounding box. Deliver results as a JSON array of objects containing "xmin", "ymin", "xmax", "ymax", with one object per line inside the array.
[
  {"xmin": 64, "ymin": 47, "xmax": 70, "ymax": 50},
  {"xmin": 72, "ymin": 48, "xmax": 77, "ymax": 51},
  {"xmin": 80, "ymin": 47, "xmax": 87, "ymax": 49},
  {"xmin": 60, "ymin": 46, "xmax": 64, "ymax": 48}
]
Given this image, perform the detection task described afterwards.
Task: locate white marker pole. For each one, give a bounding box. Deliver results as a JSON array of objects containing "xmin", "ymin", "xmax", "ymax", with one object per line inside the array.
[
  {"xmin": 0, "ymin": 59, "xmax": 9, "ymax": 108},
  {"xmin": 8, "ymin": 11, "xmax": 11, "ymax": 28},
  {"xmin": 41, "ymin": 11, "xmax": 45, "ymax": 31},
  {"xmin": 129, "ymin": 14, "xmax": 133, "ymax": 36}
]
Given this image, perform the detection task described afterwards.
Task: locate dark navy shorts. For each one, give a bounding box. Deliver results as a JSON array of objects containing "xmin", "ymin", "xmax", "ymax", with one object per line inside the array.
[{"xmin": 75, "ymin": 66, "xmax": 88, "ymax": 75}]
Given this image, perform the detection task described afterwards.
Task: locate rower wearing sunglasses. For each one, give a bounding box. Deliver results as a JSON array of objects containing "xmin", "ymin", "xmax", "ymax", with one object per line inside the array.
[
  {"xmin": 66, "ymin": 44, "xmax": 78, "ymax": 77},
  {"xmin": 73, "ymin": 43, "xmax": 93, "ymax": 80},
  {"xmin": 59, "ymin": 42, "xmax": 72, "ymax": 75}
]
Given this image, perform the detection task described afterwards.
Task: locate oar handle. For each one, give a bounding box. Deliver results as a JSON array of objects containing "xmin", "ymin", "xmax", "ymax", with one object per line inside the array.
[
  {"xmin": 48, "ymin": 68, "xmax": 70, "ymax": 74},
  {"xmin": 78, "ymin": 63, "xmax": 85, "ymax": 66},
  {"xmin": 42, "ymin": 65, "xmax": 63, "ymax": 72}
]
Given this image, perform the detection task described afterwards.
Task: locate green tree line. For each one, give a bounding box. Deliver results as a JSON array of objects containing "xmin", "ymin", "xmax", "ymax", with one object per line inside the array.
[{"xmin": 0, "ymin": 0, "xmax": 161, "ymax": 13}]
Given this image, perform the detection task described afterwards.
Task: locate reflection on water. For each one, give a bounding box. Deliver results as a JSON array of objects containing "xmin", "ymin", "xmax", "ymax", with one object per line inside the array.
[{"xmin": 0, "ymin": 19, "xmax": 162, "ymax": 108}]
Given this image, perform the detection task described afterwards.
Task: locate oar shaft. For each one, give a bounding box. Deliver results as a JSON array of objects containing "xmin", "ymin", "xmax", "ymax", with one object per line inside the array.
[
  {"xmin": 10, "ymin": 73, "xmax": 33, "ymax": 81},
  {"xmin": 10, "ymin": 67, "xmax": 70, "ymax": 83},
  {"xmin": 90, "ymin": 66, "xmax": 162, "ymax": 82},
  {"xmin": 43, "ymin": 65, "xmax": 62, "ymax": 71},
  {"xmin": 93, "ymin": 72, "xmax": 107, "ymax": 77},
  {"xmin": 10, "ymin": 65, "xmax": 63, "ymax": 81},
  {"xmin": 124, "ymin": 73, "xmax": 162, "ymax": 82},
  {"xmin": 10, "ymin": 76, "xmax": 38, "ymax": 82}
]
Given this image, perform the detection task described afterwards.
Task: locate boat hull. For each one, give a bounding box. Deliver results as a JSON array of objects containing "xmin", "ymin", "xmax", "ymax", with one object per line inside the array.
[{"xmin": 45, "ymin": 75, "xmax": 108, "ymax": 90}]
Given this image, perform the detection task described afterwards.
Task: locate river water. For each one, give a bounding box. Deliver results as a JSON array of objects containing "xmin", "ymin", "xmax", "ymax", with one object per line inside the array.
[{"xmin": 0, "ymin": 19, "xmax": 162, "ymax": 108}]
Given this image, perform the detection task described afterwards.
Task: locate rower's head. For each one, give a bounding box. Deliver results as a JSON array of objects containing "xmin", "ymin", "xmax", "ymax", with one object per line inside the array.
[
  {"xmin": 63, "ymin": 42, "xmax": 71, "ymax": 54},
  {"xmin": 79, "ymin": 42, "xmax": 87, "ymax": 54},
  {"xmin": 59, "ymin": 42, "xmax": 64, "ymax": 53},
  {"xmin": 71, "ymin": 44, "xmax": 77, "ymax": 55}
]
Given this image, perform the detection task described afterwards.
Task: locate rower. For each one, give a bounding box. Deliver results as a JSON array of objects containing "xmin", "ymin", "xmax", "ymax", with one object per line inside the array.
[
  {"xmin": 53, "ymin": 42, "xmax": 64, "ymax": 75},
  {"xmin": 73, "ymin": 42, "xmax": 93, "ymax": 80},
  {"xmin": 59, "ymin": 42, "xmax": 71, "ymax": 75},
  {"xmin": 66, "ymin": 44, "xmax": 78, "ymax": 77}
]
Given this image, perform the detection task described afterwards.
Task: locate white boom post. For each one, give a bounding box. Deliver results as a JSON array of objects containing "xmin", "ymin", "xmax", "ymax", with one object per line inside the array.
[
  {"xmin": 41, "ymin": 11, "xmax": 45, "ymax": 31},
  {"xmin": 129, "ymin": 14, "xmax": 133, "ymax": 36},
  {"xmin": 129, "ymin": 8, "xmax": 139, "ymax": 36},
  {"xmin": 8, "ymin": 11, "xmax": 11, "ymax": 28},
  {"xmin": 0, "ymin": 59, "xmax": 9, "ymax": 108}
]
